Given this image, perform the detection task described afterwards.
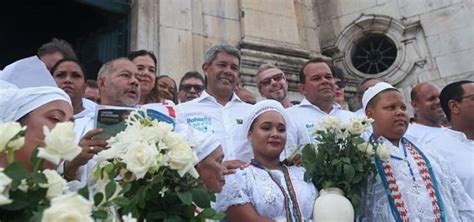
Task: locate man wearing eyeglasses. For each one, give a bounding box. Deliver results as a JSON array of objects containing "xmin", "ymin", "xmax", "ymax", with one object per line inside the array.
[
  {"xmin": 423, "ymin": 80, "xmax": 474, "ymax": 198},
  {"xmin": 282, "ymin": 58, "xmax": 356, "ymax": 160},
  {"xmin": 255, "ymin": 63, "xmax": 293, "ymax": 108},
  {"xmin": 178, "ymin": 71, "xmax": 205, "ymax": 103}
]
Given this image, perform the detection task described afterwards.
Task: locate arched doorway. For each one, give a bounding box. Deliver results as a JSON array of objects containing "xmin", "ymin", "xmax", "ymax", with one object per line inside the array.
[{"xmin": 0, "ymin": 0, "xmax": 131, "ymax": 80}]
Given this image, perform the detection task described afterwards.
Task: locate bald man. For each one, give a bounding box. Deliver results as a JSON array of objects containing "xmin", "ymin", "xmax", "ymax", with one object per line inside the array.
[{"xmin": 405, "ymin": 82, "xmax": 446, "ymax": 144}]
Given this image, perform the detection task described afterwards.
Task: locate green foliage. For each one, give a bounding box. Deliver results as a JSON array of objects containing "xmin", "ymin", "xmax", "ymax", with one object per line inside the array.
[
  {"xmin": 92, "ymin": 165, "xmax": 222, "ymax": 221},
  {"xmin": 302, "ymin": 128, "xmax": 376, "ymax": 213}
]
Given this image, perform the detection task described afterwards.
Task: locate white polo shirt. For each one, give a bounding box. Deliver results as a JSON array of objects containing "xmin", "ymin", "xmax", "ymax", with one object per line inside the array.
[
  {"xmin": 284, "ymin": 98, "xmax": 356, "ymax": 159},
  {"xmin": 405, "ymin": 122, "xmax": 445, "ymax": 145},
  {"xmin": 425, "ymin": 128, "xmax": 474, "ymax": 199},
  {"xmin": 176, "ymin": 90, "xmax": 253, "ymax": 160}
]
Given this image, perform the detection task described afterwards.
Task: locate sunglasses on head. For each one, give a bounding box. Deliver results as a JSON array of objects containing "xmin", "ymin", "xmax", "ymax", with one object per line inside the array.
[
  {"xmin": 259, "ymin": 73, "xmax": 285, "ymax": 87},
  {"xmin": 180, "ymin": 84, "xmax": 204, "ymax": 92},
  {"xmin": 335, "ymin": 80, "xmax": 346, "ymax": 89}
]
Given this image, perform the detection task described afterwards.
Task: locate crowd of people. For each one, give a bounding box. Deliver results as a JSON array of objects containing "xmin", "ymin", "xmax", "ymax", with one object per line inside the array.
[{"xmin": 0, "ymin": 38, "xmax": 473, "ymax": 221}]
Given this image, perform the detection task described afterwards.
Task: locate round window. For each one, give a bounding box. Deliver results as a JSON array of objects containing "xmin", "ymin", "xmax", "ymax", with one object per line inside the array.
[{"xmin": 350, "ymin": 34, "xmax": 397, "ymax": 74}]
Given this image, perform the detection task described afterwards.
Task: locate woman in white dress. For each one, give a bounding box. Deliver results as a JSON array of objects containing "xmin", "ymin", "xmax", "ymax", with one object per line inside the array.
[{"xmin": 215, "ymin": 100, "xmax": 317, "ymax": 222}]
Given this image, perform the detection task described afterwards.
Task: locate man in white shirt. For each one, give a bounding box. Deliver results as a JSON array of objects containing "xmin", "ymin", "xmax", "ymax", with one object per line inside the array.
[
  {"xmin": 176, "ymin": 44, "xmax": 252, "ymax": 167},
  {"xmin": 425, "ymin": 80, "xmax": 474, "ymax": 198},
  {"xmin": 284, "ymin": 57, "xmax": 356, "ymax": 159},
  {"xmin": 255, "ymin": 63, "xmax": 293, "ymax": 108},
  {"xmin": 405, "ymin": 82, "xmax": 446, "ymax": 144}
]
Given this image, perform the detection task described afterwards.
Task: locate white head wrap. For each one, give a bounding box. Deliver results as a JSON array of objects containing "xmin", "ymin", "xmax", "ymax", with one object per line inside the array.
[
  {"xmin": 0, "ymin": 56, "xmax": 57, "ymax": 88},
  {"xmin": 362, "ymin": 82, "xmax": 397, "ymax": 111},
  {"xmin": 244, "ymin": 99, "xmax": 290, "ymax": 134},
  {"xmin": 0, "ymin": 56, "xmax": 70, "ymax": 123},
  {"xmin": 0, "ymin": 83, "xmax": 71, "ymax": 123}
]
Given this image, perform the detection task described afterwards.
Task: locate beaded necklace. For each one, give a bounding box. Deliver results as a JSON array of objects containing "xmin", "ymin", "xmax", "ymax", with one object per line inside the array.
[
  {"xmin": 372, "ymin": 136, "xmax": 445, "ymax": 222},
  {"xmin": 250, "ymin": 159, "xmax": 303, "ymax": 222}
]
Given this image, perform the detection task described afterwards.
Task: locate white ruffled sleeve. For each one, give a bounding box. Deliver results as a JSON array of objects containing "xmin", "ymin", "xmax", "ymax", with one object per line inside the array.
[
  {"xmin": 423, "ymin": 148, "xmax": 474, "ymax": 221},
  {"xmin": 214, "ymin": 169, "xmax": 251, "ymax": 213}
]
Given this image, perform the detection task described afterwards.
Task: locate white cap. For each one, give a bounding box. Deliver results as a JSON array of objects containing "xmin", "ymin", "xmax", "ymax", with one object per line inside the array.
[{"xmin": 362, "ymin": 82, "xmax": 397, "ymax": 111}]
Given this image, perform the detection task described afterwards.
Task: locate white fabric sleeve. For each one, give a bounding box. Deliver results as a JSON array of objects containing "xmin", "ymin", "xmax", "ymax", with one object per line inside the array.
[{"xmin": 214, "ymin": 170, "xmax": 251, "ymax": 213}]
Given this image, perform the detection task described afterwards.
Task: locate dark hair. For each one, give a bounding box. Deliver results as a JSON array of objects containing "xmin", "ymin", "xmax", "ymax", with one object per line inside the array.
[
  {"xmin": 330, "ymin": 66, "xmax": 345, "ymax": 81},
  {"xmin": 357, "ymin": 77, "xmax": 382, "ymax": 96},
  {"xmin": 50, "ymin": 58, "xmax": 87, "ymax": 80},
  {"xmin": 127, "ymin": 50, "xmax": 157, "ymax": 67},
  {"xmin": 439, "ymin": 80, "xmax": 473, "ymax": 121},
  {"xmin": 157, "ymin": 75, "xmax": 178, "ymax": 104},
  {"xmin": 37, "ymin": 38, "xmax": 77, "ymax": 60},
  {"xmin": 86, "ymin": 79, "xmax": 98, "ymax": 88},
  {"xmin": 179, "ymin": 71, "xmax": 205, "ymax": 91},
  {"xmin": 299, "ymin": 57, "xmax": 332, "ymax": 84}
]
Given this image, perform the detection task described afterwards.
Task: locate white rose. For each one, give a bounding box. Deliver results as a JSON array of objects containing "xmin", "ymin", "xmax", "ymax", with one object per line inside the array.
[
  {"xmin": 37, "ymin": 122, "xmax": 81, "ymax": 165},
  {"xmin": 140, "ymin": 121, "xmax": 172, "ymax": 144},
  {"xmin": 357, "ymin": 142, "xmax": 375, "ymax": 156},
  {"xmin": 376, "ymin": 144, "xmax": 390, "ymax": 161},
  {"xmin": 348, "ymin": 119, "xmax": 366, "ymax": 135},
  {"xmin": 122, "ymin": 213, "xmax": 138, "ymax": 222},
  {"xmin": 125, "ymin": 142, "xmax": 159, "ymax": 179},
  {"xmin": 40, "ymin": 169, "xmax": 67, "ymax": 199},
  {"xmin": 167, "ymin": 142, "xmax": 199, "ymax": 178},
  {"xmin": 322, "ymin": 116, "xmax": 340, "ymax": 130},
  {"xmin": 0, "ymin": 122, "xmax": 25, "ymax": 152},
  {"xmin": 0, "ymin": 171, "xmax": 12, "ymax": 206},
  {"xmin": 42, "ymin": 192, "xmax": 93, "ymax": 222},
  {"xmin": 162, "ymin": 132, "xmax": 185, "ymax": 150}
]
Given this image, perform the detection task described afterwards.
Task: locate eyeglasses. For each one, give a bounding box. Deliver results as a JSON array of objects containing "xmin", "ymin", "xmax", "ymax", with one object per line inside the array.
[
  {"xmin": 335, "ymin": 80, "xmax": 346, "ymax": 89},
  {"xmin": 454, "ymin": 94, "xmax": 474, "ymax": 101},
  {"xmin": 180, "ymin": 84, "xmax": 204, "ymax": 93},
  {"xmin": 259, "ymin": 73, "xmax": 285, "ymax": 87}
]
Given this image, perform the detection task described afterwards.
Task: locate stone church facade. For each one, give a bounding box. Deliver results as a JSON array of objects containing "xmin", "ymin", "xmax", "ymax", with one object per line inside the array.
[{"xmin": 129, "ymin": 0, "xmax": 474, "ymax": 111}]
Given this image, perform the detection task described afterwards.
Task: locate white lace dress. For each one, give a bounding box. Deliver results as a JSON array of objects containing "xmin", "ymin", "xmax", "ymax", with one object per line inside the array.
[
  {"xmin": 215, "ymin": 165, "xmax": 317, "ymax": 221},
  {"xmin": 359, "ymin": 137, "xmax": 474, "ymax": 221}
]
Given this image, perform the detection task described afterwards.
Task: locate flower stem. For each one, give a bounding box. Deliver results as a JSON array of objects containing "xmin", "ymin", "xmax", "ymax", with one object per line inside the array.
[
  {"xmin": 33, "ymin": 158, "xmax": 44, "ymax": 172},
  {"xmin": 6, "ymin": 150, "xmax": 14, "ymax": 164}
]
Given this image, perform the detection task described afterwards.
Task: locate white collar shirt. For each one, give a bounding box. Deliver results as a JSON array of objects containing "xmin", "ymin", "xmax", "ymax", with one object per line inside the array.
[
  {"xmin": 176, "ymin": 90, "xmax": 252, "ymax": 160},
  {"xmin": 405, "ymin": 123, "xmax": 445, "ymax": 145},
  {"xmin": 283, "ymin": 98, "xmax": 356, "ymax": 159},
  {"xmin": 425, "ymin": 128, "xmax": 474, "ymax": 199}
]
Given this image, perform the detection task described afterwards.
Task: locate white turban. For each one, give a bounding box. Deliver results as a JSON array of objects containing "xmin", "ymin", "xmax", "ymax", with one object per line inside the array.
[
  {"xmin": 362, "ymin": 82, "xmax": 398, "ymax": 111},
  {"xmin": 0, "ymin": 56, "xmax": 57, "ymax": 88},
  {"xmin": 243, "ymin": 100, "xmax": 290, "ymax": 134},
  {"xmin": 0, "ymin": 80, "xmax": 71, "ymax": 123}
]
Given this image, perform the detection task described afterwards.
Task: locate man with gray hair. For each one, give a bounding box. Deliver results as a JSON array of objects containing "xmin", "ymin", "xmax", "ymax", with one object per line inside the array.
[
  {"xmin": 177, "ymin": 43, "xmax": 252, "ymax": 166},
  {"xmin": 255, "ymin": 63, "xmax": 293, "ymax": 108},
  {"xmin": 97, "ymin": 58, "xmax": 140, "ymax": 107}
]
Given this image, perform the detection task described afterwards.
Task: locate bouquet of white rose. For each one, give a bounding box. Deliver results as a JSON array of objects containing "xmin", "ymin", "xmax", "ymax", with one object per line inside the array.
[
  {"xmin": 302, "ymin": 116, "xmax": 390, "ymax": 213},
  {"xmin": 0, "ymin": 121, "xmax": 93, "ymax": 222},
  {"xmin": 90, "ymin": 110, "xmax": 222, "ymax": 221}
]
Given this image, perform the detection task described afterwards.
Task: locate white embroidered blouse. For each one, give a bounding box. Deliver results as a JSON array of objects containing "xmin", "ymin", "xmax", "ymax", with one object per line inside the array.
[{"xmin": 215, "ymin": 165, "xmax": 317, "ymax": 221}]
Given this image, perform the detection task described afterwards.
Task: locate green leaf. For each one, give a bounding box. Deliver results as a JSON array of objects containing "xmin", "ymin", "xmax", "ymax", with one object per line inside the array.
[
  {"xmin": 29, "ymin": 172, "xmax": 47, "ymax": 184},
  {"xmin": 92, "ymin": 210, "xmax": 108, "ymax": 219},
  {"xmin": 94, "ymin": 193, "xmax": 104, "ymax": 206},
  {"xmin": 78, "ymin": 186, "xmax": 89, "ymax": 200},
  {"xmin": 105, "ymin": 181, "xmax": 117, "ymax": 201},
  {"xmin": 343, "ymin": 164, "xmax": 355, "ymax": 182},
  {"xmin": 113, "ymin": 196, "xmax": 131, "ymax": 207},
  {"xmin": 164, "ymin": 215, "xmax": 185, "ymax": 222},
  {"xmin": 192, "ymin": 188, "xmax": 211, "ymax": 208},
  {"xmin": 147, "ymin": 211, "xmax": 167, "ymax": 219},
  {"xmin": 29, "ymin": 210, "xmax": 43, "ymax": 222},
  {"xmin": 4, "ymin": 162, "xmax": 27, "ymax": 181},
  {"xmin": 177, "ymin": 191, "xmax": 192, "ymax": 205}
]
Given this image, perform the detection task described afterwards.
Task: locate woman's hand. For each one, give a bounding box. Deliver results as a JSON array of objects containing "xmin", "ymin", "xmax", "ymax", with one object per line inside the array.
[{"xmin": 223, "ymin": 160, "xmax": 249, "ymax": 175}]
